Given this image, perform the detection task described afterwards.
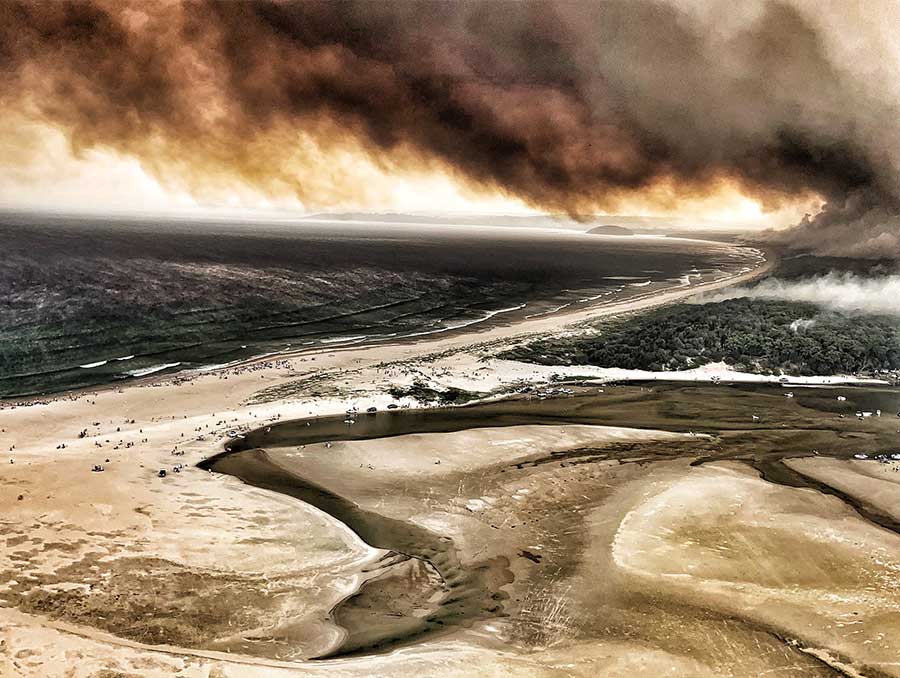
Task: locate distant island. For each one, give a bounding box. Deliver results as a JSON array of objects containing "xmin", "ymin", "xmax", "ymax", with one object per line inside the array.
[{"xmin": 586, "ymin": 224, "xmax": 634, "ymax": 236}]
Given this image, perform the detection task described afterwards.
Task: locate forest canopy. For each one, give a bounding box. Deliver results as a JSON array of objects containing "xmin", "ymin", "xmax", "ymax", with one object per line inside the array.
[{"xmin": 501, "ymin": 298, "xmax": 900, "ymax": 376}]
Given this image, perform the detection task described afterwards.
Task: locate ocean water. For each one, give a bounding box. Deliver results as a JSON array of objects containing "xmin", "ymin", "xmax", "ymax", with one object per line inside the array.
[{"xmin": 0, "ymin": 213, "xmax": 762, "ymax": 398}]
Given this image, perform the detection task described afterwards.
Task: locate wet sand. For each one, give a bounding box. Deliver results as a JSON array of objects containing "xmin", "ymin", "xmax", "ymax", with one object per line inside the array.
[
  {"xmin": 201, "ymin": 383, "xmax": 900, "ymax": 673},
  {"xmin": 202, "ymin": 447, "xmax": 515, "ymax": 658}
]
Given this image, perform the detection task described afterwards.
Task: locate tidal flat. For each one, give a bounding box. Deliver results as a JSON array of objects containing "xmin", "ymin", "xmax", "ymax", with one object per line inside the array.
[{"xmin": 198, "ymin": 383, "xmax": 900, "ymax": 673}]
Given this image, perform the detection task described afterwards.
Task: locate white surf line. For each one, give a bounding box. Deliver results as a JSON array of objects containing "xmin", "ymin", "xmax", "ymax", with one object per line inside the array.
[
  {"xmin": 125, "ymin": 362, "xmax": 181, "ymax": 378},
  {"xmin": 567, "ymin": 250, "xmax": 768, "ymax": 315},
  {"xmin": 489, "ymin": 249, "xmax": 773, "ymax": 342},
  {"xmin": 524, "ymin": 302, "xmax": 573, "ymax": 319},
  {"xmin": 404, "ymin": 303, "xmax": 528, "ymax": 338},
  {"xmin": 320, "ymin": 334, "xmax": 368, "ymax": 344}
]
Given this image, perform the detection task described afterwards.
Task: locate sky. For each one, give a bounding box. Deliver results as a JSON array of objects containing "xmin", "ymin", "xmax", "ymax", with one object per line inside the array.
[
  {"xmin": 0, "ymin": 0, "xmax": 897, "ymax": 248},
  {"xmin": 0, "ymin": 121, "xmax": 811, "ymax": 226},
  {"xmin": 0, "ymin": 104, "xmax": 811, "ymax": 227}
]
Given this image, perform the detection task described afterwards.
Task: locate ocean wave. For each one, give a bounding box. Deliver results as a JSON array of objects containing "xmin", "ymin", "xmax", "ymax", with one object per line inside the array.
[
  {"xmin": 629, "ymin": 280, "xmax": 653, "ymax": 287},
  {"xmin": 525, "ymin": 302, "xmax": 572, "ymax": 319},
  {"xmin": 79, "ymin": 360, "xmax": 108, "ymax": 369},
  {"xmin": 578, "ymin": 289, "xmax": 621, "ymax": 303},
  {"xmin": 249, "ymin": 296, "xmax": 426, "ymax": 334},
  {"xmin": 320, "ymin": 335, "xmax": 368, "ymax": 344},
  {"xmin": 115, "ymin": 354, "xmax": 135, "ymax": 361},
  {"xmin": 196, "ymin": 359, "xmax": 247, "ymax": 373},
  {"xmin": 367, "ymin": 332, "xmax": 400, "ymax": 342},
  {"xmin": 406, "ymin": 303, "xmax": 526, "ymax": 337},
  {"xmin": 446, "ymin": 303, "xmax": 526, "ymax": 329},
  {"xmin": 125, "ymin": 362, "xmax": 181, "ymax": 378}
]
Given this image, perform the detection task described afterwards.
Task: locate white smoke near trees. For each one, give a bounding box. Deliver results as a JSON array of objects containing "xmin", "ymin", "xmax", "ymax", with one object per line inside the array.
[
  {"xmin": 699, "ymin": 272, "xmax": 900, "ymax": 316},
  {"xmin": 789, "ymin": 317, "xmax": 817, "ymax": 332}
]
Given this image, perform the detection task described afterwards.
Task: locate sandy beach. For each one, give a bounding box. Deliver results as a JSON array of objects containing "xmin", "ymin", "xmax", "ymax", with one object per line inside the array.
[{"xmin": 3, "ymin": 247, "xmax": 900, "ymax": 678}]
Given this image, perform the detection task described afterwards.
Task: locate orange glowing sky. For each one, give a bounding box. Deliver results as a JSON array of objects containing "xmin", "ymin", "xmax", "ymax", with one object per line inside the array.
[{"xmin": 0, "ymin": 116, "xmax": 817, "ymax": 228}]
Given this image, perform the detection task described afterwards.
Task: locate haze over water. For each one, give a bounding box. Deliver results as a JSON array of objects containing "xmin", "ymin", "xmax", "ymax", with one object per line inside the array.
[{"xmin": 0, "ymin": 213, "xmax": 761, "ymax": 398}]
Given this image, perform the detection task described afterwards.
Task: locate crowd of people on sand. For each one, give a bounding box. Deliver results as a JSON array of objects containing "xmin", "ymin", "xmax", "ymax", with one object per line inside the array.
[
  {"xmin": 0, "ymin": 356, "xmax": 298, "ymax": 414},
  {"xmin": 0, "ymin": 390, "xmax": 92, "ymax": 411},
  {"xmin": 55, "ymin": 407, "xmax": 292, "ymax": 478},
  {"xmin": 218, "ymin": 359, "xmax": 293, "ymax": 379},
  {"xmin": 139, "ymin": 357, "xmax": 294, "ymax": 388}
]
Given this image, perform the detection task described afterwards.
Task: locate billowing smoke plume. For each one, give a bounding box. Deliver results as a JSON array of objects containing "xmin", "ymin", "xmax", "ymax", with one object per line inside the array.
[
  {"xmin": 0, "ymin": 1, "xmax": 898, "ymax": 251},
  {"xmin": 700, "ymin": 272, "xmax": 900, "ymax": 316},
  {"xmin": 767, "ymin": 189, "xmax": 900, "ymax": 258}
]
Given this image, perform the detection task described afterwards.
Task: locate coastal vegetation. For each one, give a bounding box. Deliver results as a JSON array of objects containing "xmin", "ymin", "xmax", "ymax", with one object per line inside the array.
[
  {"xmin": 501, "ymin": 298, "xmax": 900, "ymax": 377},
  {"xmin": 388, "ymin": 380, "xmax": 486, "ymax": 404}
]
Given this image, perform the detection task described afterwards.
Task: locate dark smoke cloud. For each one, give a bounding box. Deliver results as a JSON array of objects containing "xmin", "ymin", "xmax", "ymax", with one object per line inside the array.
[
  {"xmin": 0, "ymin": 1, "xmax": 898, "ymax": 252},
  {"xmin": 767, "ymin": 189, "xmax": 900, "ymax": 257}
]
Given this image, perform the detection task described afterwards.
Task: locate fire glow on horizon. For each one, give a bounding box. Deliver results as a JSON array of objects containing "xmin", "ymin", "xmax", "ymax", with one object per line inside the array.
[{"xmin": 0, "ymin": 115, "xmax": 817, "ymax": 227}]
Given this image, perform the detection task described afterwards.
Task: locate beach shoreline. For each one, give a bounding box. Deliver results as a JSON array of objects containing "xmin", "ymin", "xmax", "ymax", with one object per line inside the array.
[{"xmin": 1, "ymin": 241, "xmax": 771, "ymax": 409}]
